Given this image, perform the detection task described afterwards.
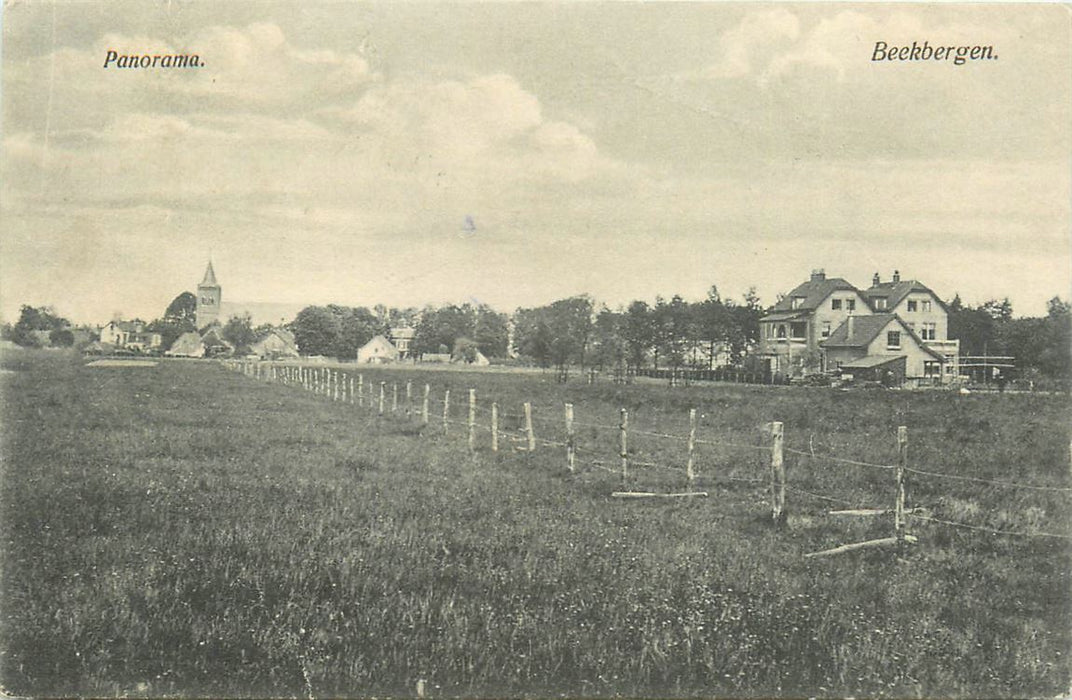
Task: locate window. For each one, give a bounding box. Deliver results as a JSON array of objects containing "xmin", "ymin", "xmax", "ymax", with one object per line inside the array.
[
  {"xmin": 875, "ymin": 298, "xmax": 887, "ymax": 310},
  {"xmin": 921, "ymin": 322, "xmax": 937, "ymax": 341},
  {"xmin": 924, "ymin": 361, "xmax": 941, "ymax": 376},
  {"xmin": 831, "ymin": 299, "xmax": 842, "ymax": 310},
  {"xmin": 887, "ymin": 331, "xmax": 901, "ymax": 349},
  {"xmin": 777, "ymin": 325, "xmax": 787, "ymax": 339},
  {"xmin": 846, "ymin": 299, "xmax": 856, "ymax": 311},
  {"xmin": 790, "ymin": 297, "xmax": 805, "ymax": 310},
  {"xmin": 790, "ymin": 322, "xmax": 807, "ymax": 340},
  {"xmin": 907, "ymin": 300, "xmax": 918, "ymax": 312},
  {"xmin": 821, "ymin": 321, "xmax": 831, "ymax": 338},
  {"xmin": 921, "ymin": 300, "xmax": 932, "ymax": 312}
]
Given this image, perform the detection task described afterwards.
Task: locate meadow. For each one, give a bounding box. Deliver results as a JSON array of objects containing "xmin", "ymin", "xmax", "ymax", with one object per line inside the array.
[{"xmin": 1, "ymin": 350, "xmax": 1069, "ymax": 698}]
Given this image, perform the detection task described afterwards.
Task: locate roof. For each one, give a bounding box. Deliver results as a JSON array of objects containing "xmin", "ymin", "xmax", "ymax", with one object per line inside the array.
[
  {"xmin": 863, "ymin": 279, "xmax": 947, "ymax": 312},
  {"xmin": 200, "ymin": 261, "xmax": 219, "ymax": 287},
  {"xmin": 761, "ymin": 310, "xmax": 810, "ymax": 323},
  {"xmin": 390, "ymin": 326, "xmax": 416, "ymax": 340},
  {"xmin": 360, "ymin": 335, "xmax": 397, "ymax": 351},
  {"xmin": 840, "ymin": 355, "xmax": 907, "ymax": 369},
  {"xmin": 769, "ymin": 276, "xmax": 859, "ymax": 313},
  {"xmin": 822, "ymin": 314, "xmax": 944, "ymax": 360}
]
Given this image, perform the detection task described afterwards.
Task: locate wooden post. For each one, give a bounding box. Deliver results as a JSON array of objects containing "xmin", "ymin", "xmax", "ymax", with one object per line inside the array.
[
  {"xmin": 686, "ymin": 408, "xmax": 697, "ymax": 491},
  {"xmin": 468, "ymin": 389, "xmax": 476, "ymax": 451},
  {"xmin": 422, "ymin": 384, "xmax": 430, "ymax": 424},
  {"xmin": 405, "ymin": 381, "xmax": 413, "ymax": 416},
  {"xmin": 392, "ymin": 383, "xmax": 398, "ymax": 413},
  {"xmin": 770, "ymin": 421, "xmax": 786, "ymax": 524},
  {"xmin": 379, "ymin": 382, "xmax": 386, "ymax": 415},
  {"xmin": 523, "ymin": 402, "xmax": 535, "ymax": 452},
  {"xmin": 565, "ymin": 403, "xmax": 575, "ymax": 472},
  {"xmin": 349, "ymin": 376, "xmax": 355, "ymax": 404},
  {"xmin": 619, "ymin": 408, "xmax": 629, "ymax": 483},
  {"xmin": 333, "ymin": 371, "xmax": 339, "ymax": 401},
  {"xmin": 491, "ymin": 403, "xmax": 499, "ymax": 452},
  {"xmin": 443, "ymin": 390, "xmax": 451, "ymax": 435},
  {"xmin": 896, "ymin": 425, "xmax": 907, "ymax": 543}
]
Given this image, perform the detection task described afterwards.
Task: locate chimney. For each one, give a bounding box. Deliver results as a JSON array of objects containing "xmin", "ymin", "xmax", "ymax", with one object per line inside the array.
[
  {"xmin": 893, "ymin": 270, "xmax": 901, "ymax": 283},
  {"xmin": 872, "ymin": 272, "xmax": 880, "ymax": 287},
  {"xmin": 847, "ymin": 315, "xmax": 855, "ymax": 339},
  {"xmin": 810, "ymin": 268, "xmax": 826, "ymax": 282}
]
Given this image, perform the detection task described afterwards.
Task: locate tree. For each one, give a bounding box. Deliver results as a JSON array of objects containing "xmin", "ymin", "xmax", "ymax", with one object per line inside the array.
[
  {"xmin": 222, "ymin": 314, "xmax": 256, "ymax": 354},
  {"xmin": 165, "ymin": 292, "xmax": 198, "ymax": 325},
  {"xmin": 11, "ymin": 305, "xmax": 69, "ymax": 347},
  {"xmin": 473, "ymin": 306, "xmax": 509, "ymax": 357},
  {"xmin": 49, "ymin": 328, "xmax": 75, "ymax": 347},
  {"xmin": 621, "ymin": 300, "xmax": 653, "ymax": 371},
  {"xmin": 333, "ymin": 306, "xmax": 379, "ymax": 359},
  {"xmin": 590, "ymin": 306, "xmax": 625, "ymax": 371},
  {"xmin": 413, "ymin": 304, "xmax": 476, "ymax": 357},
  {"xmin": 452, "ymin": 337, "xmax": 480, "ymax": 363},
  {"xmin": 291, "ymin": 306, "xmax": 342, "ymax": 357}
]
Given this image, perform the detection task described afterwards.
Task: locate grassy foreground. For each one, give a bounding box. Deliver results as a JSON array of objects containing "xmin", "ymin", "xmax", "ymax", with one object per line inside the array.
[{"xmin": 1, "ymin": 350, "xmax": 1070, "ymax": 698}]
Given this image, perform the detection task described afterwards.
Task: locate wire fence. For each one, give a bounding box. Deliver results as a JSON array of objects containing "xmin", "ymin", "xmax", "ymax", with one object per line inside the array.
[{"xmin": 224, "ymin": 360, "xmax": 1072, "ymax": 548}]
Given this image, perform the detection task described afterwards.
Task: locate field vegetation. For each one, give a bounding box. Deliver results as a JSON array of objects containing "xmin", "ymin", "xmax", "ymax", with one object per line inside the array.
[{"xmin": 2, "ymin": 350, "xmax": 1069, "ymax": 697}]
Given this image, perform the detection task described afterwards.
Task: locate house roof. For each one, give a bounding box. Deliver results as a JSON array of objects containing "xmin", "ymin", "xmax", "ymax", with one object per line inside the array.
[
  {"xmin": 822, "ymin": 313, "xmax": 944, "ymax": 360},
  {"xmin": 863, "ymin": 279, "xmax": 947, "ymax": 312},
  {"xmin": 390, "ymin": 326, "xmax": 416, "ymax": 340},
  {"xmin": 360, "ymin": 335, "xmax": 397, "ymax": 352},
  {"xmin": 840, "ymin": 354, "xmax": 907, "ymax": 370},
  {"xmin": 762, "ymin": 310, "xmax": 810, "ymax": 323},
  {"xmin": 200, "ymin": 261, "xmax": 219, "ymax": 287},
  {"xmin": 769, "ymin": 276, "xmax": 859, "ymax": 314}
]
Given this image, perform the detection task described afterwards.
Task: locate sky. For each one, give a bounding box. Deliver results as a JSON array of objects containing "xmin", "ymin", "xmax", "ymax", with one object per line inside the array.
[{"xmin": 2, "ymin": 1, "xmax": 1069, "ymax": 326}]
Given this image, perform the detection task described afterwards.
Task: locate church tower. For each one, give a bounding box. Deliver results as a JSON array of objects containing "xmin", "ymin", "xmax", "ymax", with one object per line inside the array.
[{"xmin": 196, "ymin": 260, "xmax": 222, "ymax": 330}]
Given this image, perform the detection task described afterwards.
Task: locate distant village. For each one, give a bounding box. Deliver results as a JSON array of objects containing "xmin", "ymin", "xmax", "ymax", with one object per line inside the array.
[{"xmin": 6, "ymin": 260, "xmax": 1068, "ymax": 390}]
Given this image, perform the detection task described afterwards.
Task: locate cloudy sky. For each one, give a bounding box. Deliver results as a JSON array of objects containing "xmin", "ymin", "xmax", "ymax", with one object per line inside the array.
[{"xmin": 2, "ymin": 1, "xmax": 1069, "ymax": 325}]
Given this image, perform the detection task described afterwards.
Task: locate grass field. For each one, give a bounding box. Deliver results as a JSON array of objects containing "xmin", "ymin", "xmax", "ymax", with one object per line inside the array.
[{"xmin": 2, "ymin": 350, "xmax": 1070, "ymax": 698}]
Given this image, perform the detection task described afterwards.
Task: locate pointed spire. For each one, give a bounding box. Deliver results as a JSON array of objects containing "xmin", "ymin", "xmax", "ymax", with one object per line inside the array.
[{"xmin": 200, "ymin": 260, "xmax": 218, "ymax": 286}]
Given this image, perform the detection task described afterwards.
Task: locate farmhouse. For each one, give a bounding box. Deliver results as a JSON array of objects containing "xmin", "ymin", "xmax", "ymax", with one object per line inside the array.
[
  {"xmin": 99, "ymin": 320, "xmax": 163, "ymax": 352},
  {"xmin": 250, "ymin": 328, "xmax": 299, "ymax": 359},
  {"xmin": 389, "ymin": 327, "xmax": 416, "ymax": 359},
  {"xmin": 357, "ymin": 335, "xmax": 398, "ymax": 363},
  {"xmin": 166, "ymin": 331, "xmax": 205, "ymax": 358}
]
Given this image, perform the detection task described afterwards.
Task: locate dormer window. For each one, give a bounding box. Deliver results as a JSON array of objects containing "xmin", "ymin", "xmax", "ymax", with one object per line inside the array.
[
  {"xmin": 907, "ymin": 300, "xmax": 918, "ymax": 312},
  {"xmin": 790, "ymin": 297, "xmax": 805, "ymax": 310},
  {"xmin": 921, "ymin": 300, "xmax": 932, "ymax": 312},
  {"xmin": 831, "ymin": 299, "xmax": 842, "ymax": 310},
  {"xmin": 875, "ymin": 298, "xmax": 887, "ymax": 310},
  {"xmin": 847, "ymin": 299, "xmax": 856, "ymax": 311}
]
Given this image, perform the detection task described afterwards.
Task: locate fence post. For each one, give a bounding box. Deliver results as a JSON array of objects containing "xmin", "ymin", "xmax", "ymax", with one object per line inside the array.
[
  {"xmin": 349, "ymin": 376, "xmax": 355, "ymax": 404},
  {"xmin": 896, "ymin": 425, "xmax": 907, "ymax": 543},
  {"xmin": 406, "ymin": 381, "xmax": 413, "ymax": 416},
  {"xmin": 524, "ymin": 402, "xmax": 535, "ymax": 452},
  {"xmin": 422, "ymin": 384, "xmax": 430, "ymax": 424},
  {"xmin": 468, "ymin": 389, "xmax": 476, "ymax": 452},
  {"xmin": 770, "ymin": 421, "xmax": 786, "ymax": 524},
  {"xmin": 379, "ymin": 382, "xmax": 386, "ymax": 415},
  {"xmin": 333, "ymin": 371, "xmax": 339, "ymax": 401},
  {"xmin": 392, "ymin": 383, "xmax": 398, "ymax": 413},
  {"xmin": 443, "ymin": 389, "xmax": 451, "ymax": 436},
  {"xmin": 686, "ymin": 408, "xmax": 697, "ymax": 491},
  {"xmin": 491, "ymin": 403, "xmax": 499, "ymax": 452},
  {"xmin": 619, "ymin": 408, "xmax": 629, "ymax": 483},
  {"xmin": 565, "ymin": 403, "xmax": 575, "ymax": 472}
]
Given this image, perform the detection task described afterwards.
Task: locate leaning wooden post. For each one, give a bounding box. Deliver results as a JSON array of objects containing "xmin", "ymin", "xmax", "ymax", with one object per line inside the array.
[
  {"xmin": 895, "ymin": 426, "xmax": 908, "ymax": 543},
  {"xmin": 523, "ymin": 402, "xmax": 535, "ymax": 452},
  {"xmin": 422, "ymin": 384, "xmax": 430, "ymax": 424},
  {"xmin": 565, "ymin": 403, "xmax": 576, "ymax": 472},
  {"xmin": 770, "ymin": 421, "xmax": 786, "ymax": 524},
  {"xmin": 491, "ymin": 403, "xmax": 499, "ymax": 452},
  {"xmin": 378, "ymin": 382, "xmax": 386, "ymax": 415},
  {"xmin": 468, "ymin": 389, "xmax": 476, "ymax": 452},
  {"xmin": 686, "ymin": 408, "xmax": 697, "ymax": 492},
  {"xmin": 442, "ymin": 390, "xmax": 451, "ymax": 435},
  {"xmin": 392, "ymin": 383, "xmax": 398, "ymax": 413},
  {"xmin": 619, "ymin": 408, "xmax": 629, "ymax": 483}
]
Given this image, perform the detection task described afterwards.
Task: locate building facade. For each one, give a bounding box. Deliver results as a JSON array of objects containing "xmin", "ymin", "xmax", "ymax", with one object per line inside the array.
[{"xmin": 196, "ymin": 261, "xmax": 222, "ymax": 330}]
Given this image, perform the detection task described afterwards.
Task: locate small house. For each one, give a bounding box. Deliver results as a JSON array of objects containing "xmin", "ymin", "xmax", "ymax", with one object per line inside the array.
[{"xmin": 357, "ymin": 335, "xmax": 397, "ymax": 363}]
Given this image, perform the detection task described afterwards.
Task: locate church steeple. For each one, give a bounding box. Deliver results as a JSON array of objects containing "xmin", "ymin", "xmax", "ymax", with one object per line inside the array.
[
  {"xmin": 200, "ymin": 260, "xmax": 218, "ymax": 287},
  {"xmin": 196, "ymin": 260, "xmax": 222, "ymax": 330}
]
